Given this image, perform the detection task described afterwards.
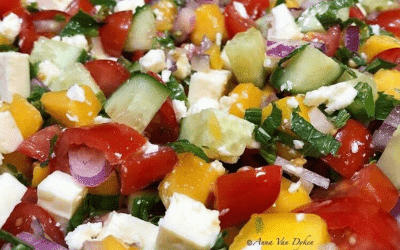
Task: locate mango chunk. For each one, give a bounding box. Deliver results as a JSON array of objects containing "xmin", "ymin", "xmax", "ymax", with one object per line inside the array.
[
  {"xmin": 206, "ymin": 44, "xmax": 224, "ymax": 70},
  {"xmin": 89, "ymin": 171, "xmax": 120, "ymax": 195},
  {"xmin": 2, "ymin": 152, "xmax": 33, "ymax": 179},
  {"xmin": 159, "ymin": 152, "xmax": 226, "ymax": 208},
  {"xmin": 41, "ymin": 85, "xmax": 101, "ymax": 127},
  {"xmin": 266, "ymin": 178, "xmax": 312, "ymax": 213},
  {"xmin": 374, "ymin": 69, "xmax": 400, "ymax": 99},
  {"xmin": 225, "ymin": 83, "xmax": 264, "ymax": 119},
  {"xmin": 32, "ymin": 162, "xmax": 51, "ymax": 187},
  {"xmin": 230, "ymin": 213, "xmax": 330, "ymax": 250},
  {"xmin": 360, "ymin": 35, "xmax": 400, "ymax": 62},
  {"xmin": 152, "ymin": 0, "xmax": 177, "ymax": 32},
  {"xmin": 102, "ymin": 236, "xmax": 140, "ymax": 250}
]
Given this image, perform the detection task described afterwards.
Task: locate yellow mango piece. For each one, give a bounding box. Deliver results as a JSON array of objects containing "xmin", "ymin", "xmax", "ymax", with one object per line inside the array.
[
  {"xmin": 102, "ymin": 236, "xmax": 140, "ymax": 250},
  {"xmin": 228, "ymin": 83, "xmax": 264, "ymax": 118},
  {"xmin": 374, "ymin": 69, "xmax": 400, "ymax": 99},
  {"xmin": 230, "ymin": 213, "xmax": 330, "ymax": 250},
  {"xmin": 266, "ymin": 178, "xmax": 312, "ymax": 213},
  {"xmin": 360, "ymin": 35, "xmax": 400, "ymax": 62},
  {"xmin": 2, "ymin": 152, "xmax": 33, "ymax": 178},
  {"xmin": 41, "ymin": 85, "xmax": 101, "ymax": 127},
  {"xmin": 191, "ymin": 4, "xmax": 227, "ymax": 45},
  {"xmin": 32, "ymin": 162, "xmax": 51, "ymax": 187},
  {"xmin": 159, "ymin": 152, "xmax": 225, "ymax": 207},
  {"xmin": 152, "ymin": 0, "xmax": 177, "ymax": 32},
  {"xmin": 0, "ymin": 34, "xmax": 10, "ymax": 45},
  {"xmin": 206, "ymin": 44, "xmax": 224, "ymax": 69},
  {"xmin": 9, "ymin": 94, "xmax": 43, "ymax": 139},
  {"xmin": 89, "ymin": 171, "xmax": 120, "ymax": 195},
  {"xmin": 285, "ymin": 0, "xmax": 300, "ymax": 8}
]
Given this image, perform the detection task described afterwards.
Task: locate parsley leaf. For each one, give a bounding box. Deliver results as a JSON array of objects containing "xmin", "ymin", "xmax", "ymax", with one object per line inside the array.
[
  {"xmin": 375, "ymin": 92, "xmax": 400, "ymax": 120},
  {"xmin": 89, "ymin": 0, "xmax": 117, "ymax": 7},
  {"xmin": 166, "ymin": 75, "xmax": 187, "ymax": 103},
  {"xmin": 30, "ymin": 62, "xmax": 40, "ymax": 80},
  {"xmin": 255, "ymin": 104, "xmax": 282, "ymax": 145},
  {"xmin": 291, "ymin": 111, "xmax": 341, "ymax": 156},
  {"xmin": 335, "ymin": 47, "xmax": 367, "ymax": 67},
  {"xmin": 0, "ymin": 44, "xmax": 18, "ymax": 52},
  {"xmin": 327, "ymin": 109, "xmax": 351, "ymax": 128},
  {"xmin": 153, "ymin": 31, "xmax": 175, "ymax": 49},
  {"xmin": 27, "ymin": 85, "xmax": 50, "ymax": 118},
  {"xmin": 168, "ymin": 140, "xmax": 210, "ymax": 162},
  {"xmin": 275, "ymin": 130, "xmax": 323, "ymax": 158},
  {"xmin": 26, "ymin": 2, "xmax": 39, "ymax": 13},
  {"xmin": 59, "ymin": 11, "xmax": 100, "ymax": 37}
]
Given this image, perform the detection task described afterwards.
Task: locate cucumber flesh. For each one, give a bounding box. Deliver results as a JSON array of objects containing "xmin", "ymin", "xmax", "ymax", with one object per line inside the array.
[
  {"xmin": 377, "ymin": 125, "xmax": 400, "ymax": 188},
  {"xmin": 124, "ymin": 5, "xmax": 157, "ymax": 52},
  {"xmin": 105, "ymin": 73, "xmax": 171, "ymax": 133},
  {"xmin": 29, "ymin": 37, "xmax": 85, "ymax": 70},
  {"xmin": 271, "ymin": 45, "xmax": 343, "ymax": 94}
]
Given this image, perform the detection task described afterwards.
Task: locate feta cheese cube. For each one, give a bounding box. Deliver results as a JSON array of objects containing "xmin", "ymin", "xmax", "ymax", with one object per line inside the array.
[
  {"xmin": 269, "ymin": 4, "xmax": 303, "ymax": 40},
  {"xmin": 188, "ymin": 70, "xmax": 231, "ymax": 105},
  {"xmin": 169, "ymin": 50, "xmax": 192, "ymax": 79},
  {"xmin": 0, "ymin": 173, "xmax": 27, "ymax": 228},
  {"xmin": 187, "ymin": 98, "xmax": 220, "ymax": 115},
  {"xmin": 156, "ymin": 193, "xmax": 221, "ymax": 250},
  {"xmin": 97, "ymin": 212, "xmax": 159, "ymax": 249},
  {"xmin": 115, "ymin": 0, "xmax": 145, "ymax": 13},
  {"xmin": 94, "ymin": 115, "xmax": 113, "ymax": 124},
  {"xmin": 52, "ymin": 35, "xmax": 89, "ymax": 51},
  {"xmin": 0, "ymin": 111, "xmax": 24, "ymax": 154},
  {"xmin": 0, "ymin": 52, "xmax": 30, "ymax": 103},
  {"xmin": 172, "ymin": 99, "xmax": 187, "ymax": 121},
  {"xmin": 161, "ymin": 69, "xmax": 172, "ymax": 82},
  {"xmin": 37, "ymin": 171, "xmax": 88, "ymax": 220},
  {"xmin": 0, "ymin": 13, "xmax": 22, "ymax": 43},
  {"xmin": 65, "ymin": 222, "xmax": 103, "ymax": 250},
  {"xmin": 38, "ymin": 60, "xmax": 62, "ymax": 86},
  {"xmin": 36, "ymin": 0, "xmax": 74, "ymax": 11},
  {"xmin": 139, "ymin": 49, "xmax": 166, "ymax": 73}
]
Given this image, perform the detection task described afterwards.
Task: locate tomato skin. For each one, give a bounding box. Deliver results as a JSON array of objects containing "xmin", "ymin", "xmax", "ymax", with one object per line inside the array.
[
  {"xmin": 0, "ymin": 0, "xmax": 22, "ymax": 17},
  {"xmin": 66, "ymin": 0, "xmax": 96, "ymax": 16},
  {"xmin": 322, "ymin": 119, "xmax": 374, "ymax": 178},
  {"xmin": 295, "ymin": 197, "xmax": 400, "ymax": 250},
  {"xmin": 313, "ymin": 164, "xmax": 399, "ymax": 212},
  {"xmin": 304, "ymin": 25, "xmax": 341, "ymax": 57},
  {"xmin": 84, "ymin": 60, "xmax": 131, "ymax": 98},
  {"xmin": 17, "ymin": 125, "xmax": 62, "ymax": 162},
  {"xmin": 224, "ymin": 3, "xmax": 254, "ymax": 39},
  {"xmin": 215, "ymin": 165, "xmax": 282, "ymax": 228},
  {"xmin": 120, "ymin": 147, "xmax": 178, "ymax": 195},
  {"xmin": 2, "ymin": 203, "xmax": 66, "ymax": 246},
  {"xmin": 373, "ymin": 47, "xmax": 400, "ymax": 71},
  {"xmin": 349, "ymin": 6, "xmax": 365, "ymax": 20},
  {"xmin": 53, "ymin": 123, "xmax": 147, "ymax": 173},
  {"xmin": 367, "ymin": 9, "xmax": 400, "ymax": 38},
  {"xmin": 99, "ymin": 11, "xmax": 132, "ymax": 57},
  {"xmin": 21, "ymin": 187, "xmax": 38, "ymax": 204}
]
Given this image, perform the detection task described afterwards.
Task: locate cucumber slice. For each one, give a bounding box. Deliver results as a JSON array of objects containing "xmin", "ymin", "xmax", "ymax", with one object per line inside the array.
[
  {"xmin": 105, "ymin": 73, "xmax": 171, "ymax": 133},
  {"xmin": 179, "ymin": 109, "xmax": 255, "ymax": 163},
  {"xmin": 49, "ymin": 62, "xmax": 106, "ymax": 104},
  {"xmin": 337, "ymin": 68, "xmax": 378, "ymax": 101},
  {"xmin": 224, "ymin": 28, "xmax": 266, "ymax": 88},
  {"xmin": 30, "ymin": 37, "xmax": 85, "ymax": 69},
  {"xmin": 297, "ymin": 1, "xmax": 329, "ymax": 32},
  {"xmin": 124, "ymin": 5, "xmax": 157, "ymax": 52},
  {"xmin": 360, "ymin": 0, "xmax": 400, "ymax": 12},
  {"xmin": 377, "ymin": 125, "xmax": 400, "ymax": 188},
  {"xmin": 271, "ymin": 45, "xmax": 343, "ymax": 94}
]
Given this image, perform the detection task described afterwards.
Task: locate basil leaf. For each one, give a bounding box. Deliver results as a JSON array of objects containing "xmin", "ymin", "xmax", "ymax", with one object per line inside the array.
[
  {"xmin": 27, "ymin": 85, "xmax": 50, "ymax": 119},
  {"xmin": 168, "ymin": 140, "xmax": 210, "ymax": 162},
  {"xmin": 255, "ymin": 104, "xmax": 282, "ymax": 145},
  {"xmin": 166, "ymin": 75, "xmax": 187, "ymax": 103},
  {"xmin": 0, "ymin": 230, "xmax": 34, "ymax": 250},
  {"xmin": 130, "ymin": 193, "xmax": 165, "ymax": 225},
  {"xmin": 26, "ymin": 2, "xmax": 39, "ymax": 13},
  {"xmin": 244, "ymin": 108, "xmax": 262, "ymax": 126},
  {"xmin": 364, "ymin": 58, "xmax": 397, "ymax": 74},
  {"xmin": 259, "ymin": 148, "xmax": 277, "ymax": 165},
  {"xmin": 346, "ymin": 82, "xmax": 375, "ymax": 121},
  {"xmin": 375, "ymin": 92, "xmax": 400, "ymax": 120},
  {"xmin": 275, "ymin": 0, "xmax": 286, "ymax": 6},
  {"xmin": 291, "ymin": 111, "xmax": 341, "ymax": 156},
  {"xmin": 60, "ymin": 11, "xmax": 100, "ymax": 37},
  {"xmin": 29, "ymin": 62, "xmax": 40, "ymax": 80}
]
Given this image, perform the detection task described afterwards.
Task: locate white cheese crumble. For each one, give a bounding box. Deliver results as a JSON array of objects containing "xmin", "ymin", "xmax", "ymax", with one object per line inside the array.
[
  {"xmin": 115, "ymin": 0, "xmax": 145, "ymax": 13},
  {"xmin": 269, "ymin": 4, "xmax": 304, "ymax": 40},
  {"xmin": 280, "ymin": 80, "xmax": 294, "ymax": 91},
  {"xmin": 172, "ymin": 99, "xmax": 187, "ymax": 121},
  {"xmin": 153, "ymin": 8, "xmax": 164, "ymax": 21},
  {"xmin": 187, "ymin": 98, "xmax": 220, "ymax": 115},
  {"xmin": 143, "ymin": 142, "xmax": 159, "ymax": 154},
  {"xmin": 65, "ymin": 222, "xmax": 103, "ymax": 250},
  {"xmin": 139, "ymin": 49, "xmax": 166, "ymax": 73},
  {"xmin": 296, "ymin": 213, "xmax": 305, "ymax": 222},
  {"xmin": 52, "ymin": 35, "xmax": 89, "ymax": 51},
  {"xmin": 293, "ymin": 140, "xmax": 304, "ymax": 149},
  {"xmin": 161, "ymin": 69, "xmax": 172, "ymax": 83},
  {"xmin": 287, "ymin": 97, "xmax": 299, "ymax": 108},
  {"xmin": 0, "ymin": 13, "xmax": 22, "ymax": 43},
  {"xmin": 288, "ymin": 181, "xmax": 302, "ymax": 193},
  {"xmin": 233, "ymin": 1, "xmax": 249, "ymax": 19},
  {"xmin": 370, "ymin": 24, "xmax": 380, "ymax": 35},
  {"xmin": 210, "ymin": 160, "xmax": 225, "ymax": 174},
  {"xmin": 66, "ymin": 84, "xmax": 86, "ymax": 102},
  {"xmin": 219, "ymin": 93, "xmax": 239, "ymax": 113},
  {"xmin": 216, "ymin": 33, "xmax": 222, "ymax": 47},
  {"xmin": 94, "ymin": 116, "xmax": 113, "ymax": 124},
  {"xmin": 351, "ymin": 141, "xmax": 359, "ymax": 153},
  {"xmin": 66, "ymin": 113, "xmax": 79, "ymax": 122},
  {"xmin": 114, "ymin": 152, "xmax": 122, "ymax": 159},
  {"xmin": 217, "ymin": 146, "xmax": 231, "ymax": 156}
]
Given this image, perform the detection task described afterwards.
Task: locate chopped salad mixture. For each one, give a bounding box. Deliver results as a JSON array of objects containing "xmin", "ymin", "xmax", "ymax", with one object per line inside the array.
[{"xmin": 1, "ymin": 0, "xmax": 400, "ymax": 249}]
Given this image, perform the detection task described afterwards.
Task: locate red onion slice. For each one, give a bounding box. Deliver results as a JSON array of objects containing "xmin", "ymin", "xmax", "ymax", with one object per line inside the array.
[
  {"xmin": 33, "ymin": 20, "xmax": 65, "ymax": 34},
  {"xmin": 308, "ymin": 107, "xmax": 336, "ymax": 135},
  {"xmin": 372, "ymin": 105, "xmax": 400, "ymax": 152},
  {"xmin": 31, "ymin": 78, "xmax": 50, "ymax": 90},
  {"xmin": 266, "ymin": 40, "xmax": 326, "ymax": 58},
  {"xmin": 173, "ymin": 7, "xmax": 196, "ymax": 42},
  {"xmin": 391, "ymin": 198, "xmax": 400, "ymax": 222},
  {"xmin": 82, "ymin": 241, "xmax": 105, "ymax": 250},
  {"xmin": 69, "ymin": 146, "xmax": 113, "ymax": 187},
  {"xmin": 344, "ymin": 25, "xmax": 360, "ymax": 53},
  {"xmin": 17, "ymin": 233, "xmax": 68, "ymax": 250}
]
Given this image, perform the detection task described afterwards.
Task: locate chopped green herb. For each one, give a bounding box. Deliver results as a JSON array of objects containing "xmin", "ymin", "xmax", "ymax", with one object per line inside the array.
[
  {"xmin": 255, "ymin": 104, "xmax": 282, "ymax": 145},
  {"xmin": 0, "ymin": 44, "xmax": 18, "ymax": 52},
  {"xmin": 166, "ymin": 75, "xmax": 187, "ymax": 103},
  {"xmin": 40, "ymin": 134, "xmax": 59, "ymax": 167},
  {"xmin": 328, "ymin": 109, "xmax": 351, "ymax": 128},
  {"xmin": 211, "ymin": 230, "xmax": 228, "ymax": 250},
  {"xmin": 172, "ymin": 0, "xmax": 186, "ymax": 7},
  {"xmin": 259, "ymin": 148, "xmax": 277, "ymax": 165},
  {"xmin": 54, "ymin": 14, "xmax": 67, "ymax": 22},
  {"xmin": 375, "ymin": 92, "xmax": 400, "ymax": 120},
  {"xmin": 25, "ymin": 2, "xmax": 39, "ymax": 13},
  {"xmin": 27, "ymin": 85, "xmax": 50, "ymax": 118},
  {"xmin": 29, "ymin": 62, "xmax": 40, "ymax": 80},
  {"xmin": 0, "ymin": 163, "xmax": 30, "ymax": 186},
  {"xmin": 130, "ymin": 193, "xmax": 165, "ymax": 225},
  {"xmin": 275, "ymin": 0, "xmax": 286, "ymax": 6},
  {"xmin": 346, "ymin": 82, "xmax": 375, "ymax": 121},
  {"xmin": 60, "ymin": 11, "xmax": 100, "ymax": 37},
  {"xmin": 0, "ymin": 230, "xmax": 33, "ymax": 250},
  {"xmin": 89, "ymin": 0, "xmax": 117, "ymax": 7},
  {"xmin": 244, "ymin": 108, "xmax": 262, "ymax": 126},
  {"xmin": 153, "ymin": 31, "xmax": 175, "ymax": 49},
  {"xmin": 364, "ymin": 58, "xmax": 397, "ymax": 74},
  {"xmin": 335, "ymin": 47, "xmax": 367, "ymax": 67},
  {"xmin": 291, "ymin": 111, "xmax": 341, "ymax": 156},
  {"xmin": 275, "ymin": 130, "xmax": 323, "ymax": 158},
  {"xmin": 168, "ymin": 139, "xmax": 210, "ymax": 162}
]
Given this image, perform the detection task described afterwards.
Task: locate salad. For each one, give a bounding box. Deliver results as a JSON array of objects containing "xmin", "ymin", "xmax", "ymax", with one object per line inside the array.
[{"xmin": 1, "ymin": 0, "xmax": 400, "ymax": 249}]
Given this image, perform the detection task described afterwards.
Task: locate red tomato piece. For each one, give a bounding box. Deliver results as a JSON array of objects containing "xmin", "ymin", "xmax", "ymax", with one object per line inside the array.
[
  {"xmin": 2, "ymin": 203, "xmax": 66, "ymax": 246},
  {"xmin": 295, "ymin": 197, "xmax": 400, "ymax": 250},
  {"xmin": 0, "ymin": 0, "xmax": 22, "ymax": 17},
  {"xmin": 367, "ymin": 9, "xmax": 400, "ymax": 38},
  {"xmin": 313, "ymin": 164, "xmax": 399, "ymax": 212},
  {"xmin": 66, "ymin": 0, "xmax": 96, "ymax": 16},
  {"xmin": 131, "ymin": 50, "xmax": 146, "ymax": 62},
  {"xmin": 215, "ymin": 165, "xmax": 282, "ymax": 228},
  {"xmin": 21, "ymin": 187, "xmax": 38, "ymax": 204},
  {"xmin": 304, "ymin": 25, "xmax": 342, "ymax": 57},
  {"xmin": 53, "ymin": 123, "xmax": 147, "ymax": 173},
  {"xmin": 224, "ymin": 3, "xmax": 254, "ymax": 39},
  {"xmin": 30, "ymin": 10, "xmax": 71, "ymax": 37},
  {"xmin": 241, "ymin": 0, "xmax": 269, "ymax": 20},
  {"xmin": 99, "ymin": 11, "xmax": 132, "ymax": 57},
  {"xmin": 322, "ymin": 119, "xmax": 374, "ymax": 178},
  {"xmin": 349, "ymin": 6, "xmax": 365, "ymax": 20},
  {"xmin": 120, "ymin": 146, "xmax": 178, "ymax": 195},
  {"xmin": 144, "ymin": 98, "xmax": 180, "ymax": 144},
  {"xmin": 17, "ymin": 125, "xmax": 62, "ymax": 162},
  {"xmin": 373, "ymin": 47, "xmax": 400, "ymax": 71},
  {"xmin": 84, "ymin": 60, "xmax": 131, "ymax": 98}
]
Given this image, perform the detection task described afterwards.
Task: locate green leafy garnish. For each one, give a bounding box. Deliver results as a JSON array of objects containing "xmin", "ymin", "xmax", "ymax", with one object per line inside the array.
[
  {"xmin": 244, "ymin": 108, "xmax": 262, "ymax": 126},
  {"xmin": 255, "ymin": 104, "xmax": 282, "ymax": 145},
  {"xmin": 275, "ymin": 130, "xmax": 322, "ymax": 158},
  {"xmin": 0, "ymin": 230, "xmax": 33, "ymax": 250},
  {"xmin": 54, "ymin": 14, "xmax": 67, "ymax": 22},
  {"xmin": 40, "ymin": 134, "xmax": 59, "ymax": 167},
  {"xmin": 130, "ymin": 193, "xmax": 165, "ymax": 225},
  {"xmin": 211, "ymin": 230, "xmax": 228, "ymax": 250},
  {"xmin": 0, "ymin": 44, "xmax": 18, "ymax": 52},
  {"xmin": 27, "ymin": 86, "xmax": 50, "ymax": 118},
  {"xmin": 291, "ymin": 111, "xmax": 341, "ymax": 156},
  {"xmin": 347, "ymin": 82, "xmax": 375, "ymax": 121},
  {"xmin": 275, "ymin": 0, "xmax": 286, "ymax": 6},
  {"xmin": 327, "ymin": 109, "xmax": 351, "ymax": 128},
  {"xmin": 117, "ymin": 57, "xmax": 141, "ymax": 74},
  {"xmin": 89, "ymin": 0, "xmax": 117, "ymax": 7},
  {"xmin": 172, "ymin": 0, "xmax": 186, "ymax": 7},
  {"xmin": 363, "ymin": 58, "xmax": 397, "ymax": 74},
  {"xmin": 375, "ymin": 92, "xmax": 400, "ymax": 120},
  {"xmin": 259, "ymin": 148, "xmax": 277, "ymax": 165},
  {"xmin": 29, "ymin": 62, "xmax": 40, "ymax": 80},
  {"xmin": 335, "ymin": 47, "xmax": 367, "ymax": 67},
  {"xmin": 26, "ymin": 2, "xmax": 39, "ymax": 13},
  {"xmin": 168, "ymin": 140, "xmax": 210, "ymax": 162},
  {"xmin": 166, "ymin": 75, "xmax": 187, "ymax": 103},
  {"xmin": 153, "ymin": 31, "xmax": 175, "ymax": 49},
  {"xmin": 60, "ymin": 11, "xmax": 100, "ymax": 37},
  {"xmin": 0, "ymin": 163, "xmax": 30, "ymax": 186}
]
